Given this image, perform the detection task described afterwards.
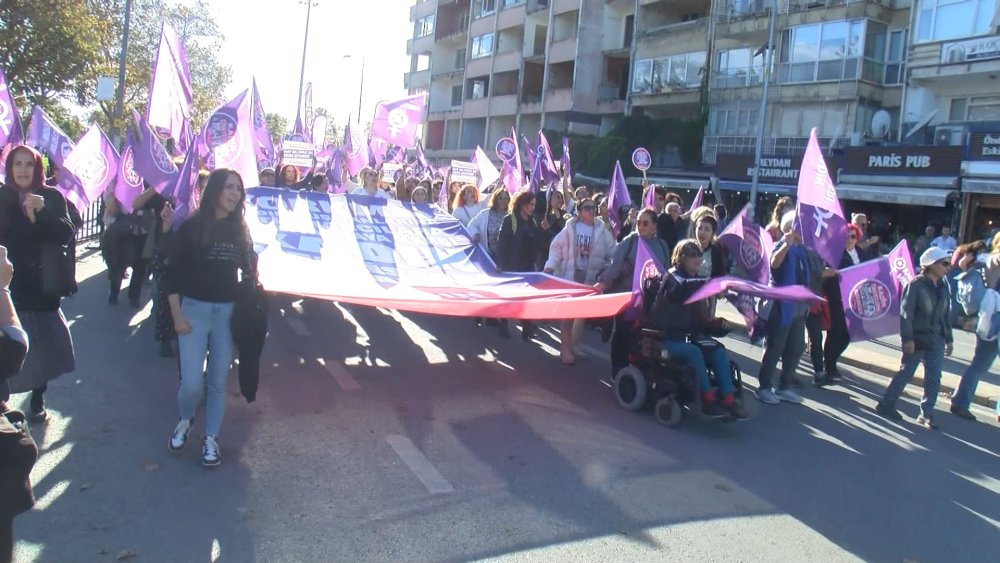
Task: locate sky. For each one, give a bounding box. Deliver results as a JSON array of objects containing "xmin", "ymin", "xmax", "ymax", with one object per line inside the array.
[{"xmin": 208, "ymin": 0, "xmax": 413, "ymax": 131}]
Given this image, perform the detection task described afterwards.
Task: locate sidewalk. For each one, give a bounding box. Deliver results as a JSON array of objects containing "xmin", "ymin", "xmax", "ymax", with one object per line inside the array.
[{"xmin": 717, "ymin": 305, "xmax": 1000, "ymax": 409}]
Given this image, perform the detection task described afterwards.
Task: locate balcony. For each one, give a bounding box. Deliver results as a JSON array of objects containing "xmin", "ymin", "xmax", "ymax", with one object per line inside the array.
[
  {"xmin": 405, "ymin": 69, "xmax": 431, "ymax": 90},
  {"xmin": 635, "ymin": 20, "xmax": 709, "ymax": 60},
  {"xmin": 715, "ymin": 0, "xmax": 889, "ymax": 39},
  {"xmin": 553, "ymin": 0, "xmax": 577, "ymax": 14},
  {"xmin": 497, "ymin": 3, "xmax": 526, "ymax": 29},
  {"xmin": 429, "ymin": 107, "xmax": 462, "ymax": 120},
  {"xmin": 520, "ymin": 93, "xmax": 543, "ymax": 113},
  {"xmin": 545, "ymin": 87, "xmax": 573, "ymax": 112},
  {"xmin": 436, "ymin": 11, "xmax": 470, "ymax": 43},
  {"xmin": 493, "ymin": 50, "xmax": 522, "ymax": 72},
  {"xmin": 414, "ymin": 0, "xmax": 437, "ymax": 19},
  {"xmin": 432, "ymin": 66, "xmax": 465, "ymax": 80},
  {"xmin": 548, "ymin": 38, "xmax": 578, "ymax": 63},
  {"xmin": 527, "ymin": 0, "xmax": 550, "ymax": 14},
  {"xmin": 462, "ymin": 98, "xmax": 489, "ymax": 118},
  {"xmin": 490, "ymin": 94, "xmax": 519, "ymax": 115},
  {"xmin": 598, "ymin": 85, "xmax": 626, "ymax": 114}
]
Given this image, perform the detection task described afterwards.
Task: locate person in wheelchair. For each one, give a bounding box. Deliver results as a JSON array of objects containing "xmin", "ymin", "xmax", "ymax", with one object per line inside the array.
[{"xmin": 650, "ymin": 239, "xmax": 748, "ymax": 420}]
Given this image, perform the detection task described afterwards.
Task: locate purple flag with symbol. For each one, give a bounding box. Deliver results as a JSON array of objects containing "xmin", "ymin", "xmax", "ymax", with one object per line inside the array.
[
  {"xmin": 251, "ymin": 78, "xmax": 275, "ymax": 168},
  {"xmin": 0, "ymin": 67, "xmax": 24, "ymax": 177},
  {"xmin": 343, "ymin": 121, "xmax": 368, "ymax": 177},
  {"xmin": 146, "ymin": 22, "xmax": 193, "ymax": 150},
  {"xmin": 838, "ymin": 240, "xmax": 915, "ymax": 341},
  {"xmin": 685, "ymin": 276, "xmax": 825, "ymax": 306},
  {"xmin": 113, "ymin": 128, "xmax": 144, "ymax": 213},
  {"xmin": 607, "ymin": 161, "xmax": 632, "ymax": 239},
  {"xmin": 719, "ymin": 203, "xmax": 773, "ymax": 285},
  {"xmin": 26, "ymin": 106, "xmax": 74, "ymax": 167},
  {"xmin": 536, "ymin": 131, "xmax": 559, "ymax": 183},
  {"xmin": 560, "ymin": 136, "xmax": 572, "ymax": 180},
  {"xmin": 133, "ymin": 110, "xmax": 179, "ymax": 193},
  {"xmin": 57, "ymin": 123, "xmax": 119, "ymax": 209},
  {"xmin": 370, "ymin": 94, "xmax": 426, "ymax": 154},
  {"xmin": 508, "ymin": 126, "xmax": 524, "ymax": 187},
  {"xmin": 624, "ymin": 238, "xmax": 666, "ymax": 321},
  {"xmin": 201, "ymin": 89, "xmax": 258, "ymax": 189},
  {"xmin": 690, "ymin": 185, "xmax": 704, "ymax": 211},
  {"xmin": 795, "ymin": 128, "xmax": 847, "ymax": 268}
]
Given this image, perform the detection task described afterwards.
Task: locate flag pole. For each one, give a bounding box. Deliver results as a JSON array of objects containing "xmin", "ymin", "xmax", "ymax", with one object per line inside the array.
[
  {"xmin": 295, "ymin": 1, "xmax": 316, "ymax": 128},
  {"xmin": 111, "ymin": 0, "xmax": 133, "ymax": 149},
  {"xmin": 749, "ymin": 6, "xmax": 776, "ymax": 222}
]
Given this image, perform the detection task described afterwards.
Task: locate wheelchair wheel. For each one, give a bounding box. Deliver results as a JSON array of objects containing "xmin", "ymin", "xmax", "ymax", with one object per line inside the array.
[
  {"xmin": 654, "ymin": 395, "xmax": 682, "ymax": 427},
  {"xmin": 729, "ymin": 361, "xmax": 744, "ymax": 399},
  {"xmin": 614, "ymin": 366, "xmax": 648, "ymax": 412}
]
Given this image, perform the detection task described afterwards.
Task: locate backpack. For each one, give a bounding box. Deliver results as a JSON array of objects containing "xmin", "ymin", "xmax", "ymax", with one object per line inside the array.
[{"xmin": 956, "ymin": 268, "xmax": 987, "ymax": 316}]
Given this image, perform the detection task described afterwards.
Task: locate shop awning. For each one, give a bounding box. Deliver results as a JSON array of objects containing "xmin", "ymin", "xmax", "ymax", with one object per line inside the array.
[
  {"xmin": 625, "ymin": 175, "xmax": 710, "ymax": 191},
  {"xmin": 835, "ymin": 183, "xmax": 955, "ymax": 207},
  {"xmin": 962, "ymin": 178, "xmax": 1000, "ymax": 195},
  {"xmin": 716, "ymin": 180, "xmax": 795, "ymax": 195}
]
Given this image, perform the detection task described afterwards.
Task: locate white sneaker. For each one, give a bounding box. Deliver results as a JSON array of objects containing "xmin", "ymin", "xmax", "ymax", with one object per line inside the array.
[
  {"xmin": 775, "ymin": 389, "xmax": 804, "ymax": 404},
  {"xmin": 169, "ymin": 419, "xmax": 192, "ymax": 453},
  {"xmin": 755, "ymin": 388, "xmax": 780, "ymax": 405},
  {"xmin": 202, "ymin": 436, "xmax": 221, "ymax": 468}
]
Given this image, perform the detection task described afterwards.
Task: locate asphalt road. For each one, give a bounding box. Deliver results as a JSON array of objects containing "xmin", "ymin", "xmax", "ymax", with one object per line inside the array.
[{"xmin": 9, "ymin": 253, "xmax": 1000, "ymax": 562}]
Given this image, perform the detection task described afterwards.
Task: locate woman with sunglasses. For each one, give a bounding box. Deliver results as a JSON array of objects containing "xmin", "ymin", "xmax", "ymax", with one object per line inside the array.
[
  {"xmin": 544, "ymin": 198, "xmax": 616, "ymax": 364},
  {"xmin": 650, "ymin": 239, "xmax": 748, "ymax": 419},
  {"xmin": 497, "ymin": 190, "xmax": 543, "ymax": 340},
  {"xmin": 596, "ymin": 207, "xmax": 670, "ymax": 377},
  {"xmin": 350, "ymin": 167, "xmax": 387, "ymax": 199}
]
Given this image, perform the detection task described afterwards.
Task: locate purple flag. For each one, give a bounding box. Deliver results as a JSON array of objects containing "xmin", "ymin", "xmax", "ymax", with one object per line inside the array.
[
  {"xmin": 560, "ymin": 136, "xmax": 572, "ymax": 180},
  {"xmin": 415, "ymin": 140, "xmax": 429, "ymax": 168},
  {"xmin": 690, "ymin": 185, "xmax": 704, "ymax": 211},
  {"xmin": 146, "ymin": 22, "xmax": 193, "ymax": 149},
  {"xmin": 201, "ymin": 89, "xmax": 258, "ymax": 189},
  {"xmin": 536, "ymin": 131, "xmax": 559, "ymax": 183},
  {"xmin": 624, "ymin": 238, "xmax": 666, "ymax": 321},
  {"xmin": 607, "ymin": 161, "xmax": 632, "ymax": 238},
  {"xmin": 500, "ymin": 159, "xmax": 520, "ymax": 195},
  {"xmin": 795, "ymin": 128, "xmax": 848, "ymax": 268},
  {"xmin": 344, "ymin": 121, "xmax": 368, "ymax": 177},
  {"xmin": 57, "ymin": 123, "xmax": 119, "ymax": 209},
  {"xmin": 25, "ymin": 106, "xmax": 74, "ymax": 167},
  {"xmin": 839, "ymin": 240, "xmax": 915, "ymax": 341},
  {"xmin": 385, "ymin": 144, "xmax": 405, "ymax": 165},
  {"xmin": 164, "ymin": 142, "xmax": 199, "ymax": 226},
  {"xmin": 0, "ymin": 68, "xmax": 24, "ymax": 150},
  {"xmin": 719, "ymin": 204, "xmax": 774, "ymax": 285},
  {"xmin": 727, "ymin": 293, "xmax": 767, "ymax": 344},
  {"xmin": 113, "ymin": 128, "xmax": 144, "ymax": 213},
  {"xmin": 303, "ymin": 82, "xmax": 314, "ymax": 142},
  {"xmin": 251, "ymin": 78, "xmax": 275, "ymax": 169},
  {"xmin": 370, "ymin": 94, "xmax": 426, "ymax": 154},
  {"xmin": 521, "ymin": 135, "xmax": 535, "ymax": 171},
  {"xmin": 327, "ymin": 149, "xmax": 345, "ymax": 194},
  {"xmin": 437, "ymin": 173, "xmax": 451, "ymax": 209},
  {"xmin": 685, "ymin": 276, "xmax": 824, "ymax": 306},
  {"xmin": 642, "ymin": 184, "xmax": 655, "ymax": 208},
  {"xmin": 509, "ymin": 126, "xmax": 524, "ymax": 188},
  {"xmin": 133, "ymin": 109, "xmax": 180, "ymax": 194}
]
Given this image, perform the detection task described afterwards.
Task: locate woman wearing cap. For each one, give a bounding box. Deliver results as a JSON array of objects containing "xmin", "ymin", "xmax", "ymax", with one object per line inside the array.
[
  {"xmin": 544, "ymin": 197, "xmax": 616, "ymax": 364},
  {"xmin": 451, "ymin": 184, "xmax": 484, "ymax": 228},
  {"xmin": 877, "ymin": 247, "xmax": 954, "ymax": 429}
]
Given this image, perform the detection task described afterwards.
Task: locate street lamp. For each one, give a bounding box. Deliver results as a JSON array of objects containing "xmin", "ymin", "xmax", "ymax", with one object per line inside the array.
[
  {"xmin": 111, "ymin": 0, "xmax": 134, "ymax": 148},
  {"xmin": 748, "ymin": 7, "xmax": 776, "ymax": 221},
  {"xmin": 295, "ymin": 1, "xmax": 318, "ymax": 128},
  {"xmin": 343, "ymin": 54, "xmax": 366, "ymax": 120}
]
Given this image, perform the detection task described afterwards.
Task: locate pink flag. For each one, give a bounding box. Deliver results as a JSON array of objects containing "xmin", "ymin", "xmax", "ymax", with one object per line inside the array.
[
  {"xmin": 25, "ymin": 106, "xmax": 75, "ymax": 167},
  {"xmin": 57, "ymin": 123, "xmax": 119, "ymax": 209},
  {"xmin": 145, "ymin": 22, "xmax": 193, "ymax": 149},
  {"xmin": 838, "ymin": 240, "xmax": 915, "ymax": 341},
  {"xmin": 251, "ymin": 78, "xmax": 275, "ymax": 168},
  {"xmin": 624, "ymin": 238, "xmax": 666, "ymax": 320},
  {"xmin": 685, "ymin": 276, "xmax": 824, "ymax": 306},
  {"xmin": 690, "ymin": 185, "xmax": 704, "ymax": 211},
  {"xmin": 343, "ymin": 121, "xmax": 368, "ymax": 177},
  {"xmin": 133, "ymin": 109, "xmax": 179, "ymax": 193},
  {"xmin": 164, "ymin": 142, "xmax": 200, "ymax": 226},
  {"xmin": 113, "ymin": 128, "xmax": 144, "ymax": 213},
  {"xmin": 474, "ymin": 146, "xmax": 500, "ymax": 192},
  {"xmin": 370, "ymin": 94, "xmax": 426, "ymax": 154},
  {"xmin": 201, "ymin": 89, "xmax": 258, "ymax": 189},
  {"xmin": 719, "ymin": 203, "xmax": 773, "ymax": 285},
  {"xmin": 795, "ymin": 128, "xmax": 848, "ymax": 268},
  {"xmin": 0, "ymin": 67, "xmax": 24, "ymax": 149},
  {"xmin": 606, "ymin": 161, "xmax": 632, "ymax": 238},
  {"xmin": 560, "ymin": 136, "xmax": 572, "ymax": 180},
  {"xmin": 500, "ymin": 159, "xmax": 521, "ymax": 195},
  {"xmin": 642, "ymin": 184, "xmax": 655, "ymax": 208},
  {"xmin": 536, "ymin": 131, "xmax": 559, "ymax": 183}
]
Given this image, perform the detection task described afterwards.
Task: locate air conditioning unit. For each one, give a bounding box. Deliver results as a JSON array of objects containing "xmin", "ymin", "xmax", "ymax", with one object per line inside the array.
[{"xmin": 934, "ymin": 125, "xmax": 966, "ymax": 146}]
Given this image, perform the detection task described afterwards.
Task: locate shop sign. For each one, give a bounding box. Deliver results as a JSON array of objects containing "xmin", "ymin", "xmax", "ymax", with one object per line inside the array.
[
  {"xmin": 969, "ymin": 132, "xmax": 1000, "ymax": 161},
  {"xmin": 941, "ymin": 36, "xmax": 1000, "ymax": 64},
  {"xmin": 843, "ymin": 146, "xmax": 963, "ymax": 176},
  {"xmin": 715, "ymin": 154, "xmax": 802, "ymax": 185}
]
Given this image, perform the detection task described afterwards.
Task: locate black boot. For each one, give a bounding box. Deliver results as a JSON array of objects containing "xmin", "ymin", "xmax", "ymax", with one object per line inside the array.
[
  {"xmin": 498, "ymin": 319, "xmax": 511, "ymax": 338},
  {"xmin": 159, "ymin": 339, "xmax": 176, "ymax": 358},
  {"xmin": 29, "ymin": 387, "xmax": 47, "ymax": 423}
]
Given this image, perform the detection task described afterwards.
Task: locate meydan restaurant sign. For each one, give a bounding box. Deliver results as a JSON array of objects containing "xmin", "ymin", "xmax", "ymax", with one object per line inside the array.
[{"xmin": 715, "ymin": 154, "xmax": 803, "ymax": 184}]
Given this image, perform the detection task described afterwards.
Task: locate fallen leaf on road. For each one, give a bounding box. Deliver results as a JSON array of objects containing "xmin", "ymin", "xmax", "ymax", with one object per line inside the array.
[
  {"xmin": 117, "ymin": 549, "xmax": 137, "ymax": 560},
  {"xmin": 142, "ymin": 462, "xmax": 160, "ymax": 472}
]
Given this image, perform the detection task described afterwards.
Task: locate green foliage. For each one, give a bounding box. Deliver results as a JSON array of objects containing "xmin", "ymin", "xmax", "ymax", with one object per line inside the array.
[{"xmin": 265, "ymin": 112, "xmax": 288, "ymax": 145}]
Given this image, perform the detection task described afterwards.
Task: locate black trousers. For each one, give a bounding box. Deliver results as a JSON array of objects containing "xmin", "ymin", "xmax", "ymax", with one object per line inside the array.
[
  {"xmin": 610, "ymin": 314, "xmax": 633, "ymax": 376},
  {"xmin": 806, "ymin": 310, "xmax": 850, "ymax": 375},
  {"xmin": 127, "ymin": 235, "xmax": 150, "ymax": 303}
]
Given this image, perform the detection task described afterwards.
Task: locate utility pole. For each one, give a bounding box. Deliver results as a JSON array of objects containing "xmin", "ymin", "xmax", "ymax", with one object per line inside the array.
[
  {"xmin": 111, "ymin": 0, "xmax": 133, "ymax": 148},
  {"xmin": 749, "ymin": 6, "xmax": 776, "ymax": 220},
  {"xmin": 357, "ymin": 56, "xmax": 365, "ymax": 119},
  {"xmin": 295, "ymin": 1, "xmax": 317, "ymax": 127}
]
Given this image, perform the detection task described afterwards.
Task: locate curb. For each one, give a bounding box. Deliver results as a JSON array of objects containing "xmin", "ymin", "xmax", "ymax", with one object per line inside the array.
[{"xmin": 837, "ymin": 354, "xmax": 995, "ymax": 410}]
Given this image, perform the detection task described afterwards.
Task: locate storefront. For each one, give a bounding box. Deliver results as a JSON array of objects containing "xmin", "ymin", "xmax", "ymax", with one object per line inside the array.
[
  {"xmin": 959, "ymin": 132, "xmax": 1000, "ymax": 243},
  {"xmin": 837, "ymin": 146, "xmax": 961, "ymax": 247},
  {"xmin": 715, "ymin": 154, "xmax": 802, "ymax": 225}
]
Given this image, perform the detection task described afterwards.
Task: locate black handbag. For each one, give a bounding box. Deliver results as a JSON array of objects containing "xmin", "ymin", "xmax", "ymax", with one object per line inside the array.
[{"xmin": 40, "ymin": 243, "xmax": 77, "ymax": 298}]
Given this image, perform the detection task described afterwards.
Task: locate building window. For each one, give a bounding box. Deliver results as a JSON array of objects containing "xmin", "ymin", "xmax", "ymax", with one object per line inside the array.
[
  {"xmin": 884, "ymin": 29, "xmax": 907, "ymax": 85},
  {"xmin": 631, "ymin": 52, "xmax": 706, "ymax": 94},
  {"xmin": 456, "ymin": 49, "xmax": 467, "ymax": 69},
  {"xmin": 416, "ymin": 15, "xmax": 435, "ymax": 38},
  {"xmin": 708, "ymin": 103, "xmax": 759, "ymax": 135},
  {"xmin": 474, "ymin": 0, "xmax": 497, "ymax": 19},
  {"xmin": 451, "ymin": 86, "xmax": 464, "ymax": 107},
  {"xmin": 916, "ymin": 0, "xmax": 997, "ymax": 43},
  {"xmin": 778, "ymin": 19, "xmax": 864, "ymax": 84},
  {"xmin": 948, "ymin": 95, "xmax": 1000, "ymax": 120},
  {"xmin": 502, "ymin": 0, "xmax": 525, "ymax": 7},
  {"xmin": 713, "ymin": 48, "xmax": 766, "ymax": 88},
  {"xmin": 467, "ymin": 77, "xmax": 490, "ymax": 99},
  {"xmin": 471, "ymin": 33, "xmax": 494, "ymax": 58}
]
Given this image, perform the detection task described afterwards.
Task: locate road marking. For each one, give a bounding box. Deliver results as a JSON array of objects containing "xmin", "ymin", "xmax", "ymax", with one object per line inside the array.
[
  {"xmin": 317, "ymin": 358, "xmax": 361, "ymax": 391},
  {"xmin": 385, "ymin": 435, "xmax": 454, "ymax": 495},
  {"xmin": 286, "ymin": 316, "xmax": 311, "ymax": 337},
  {"xmin": 377, "ymin": 308, "xmax": 447, "ymax": 364}
]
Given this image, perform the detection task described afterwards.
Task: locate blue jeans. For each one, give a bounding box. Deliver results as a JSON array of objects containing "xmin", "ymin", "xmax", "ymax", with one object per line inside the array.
[
  {"xmin": 953, "ymin": 337, "xmax": 997, "ymax": 410},
  {"xmin": 177, "ymin": 298, "xmax": 234, "ymax": 437},
  {"xmin": 882, "ymin": 336, "xmax": 944, "ymax": 417},
  {"xmin": 662, "ymin": 339, "xmax": 734, "ymax": 396}
]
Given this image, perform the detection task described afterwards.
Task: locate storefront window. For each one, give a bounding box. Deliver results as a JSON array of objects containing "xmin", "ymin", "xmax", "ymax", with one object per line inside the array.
[{"xmin": 916, "ymin": 0, "xmax": 997, "ymax": 43}]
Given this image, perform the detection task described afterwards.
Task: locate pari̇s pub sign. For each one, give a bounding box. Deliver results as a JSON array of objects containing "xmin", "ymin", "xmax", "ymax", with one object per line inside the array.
[{"xmin": 843, "ymin": 146, "xmax": 963, "ymax": 176}]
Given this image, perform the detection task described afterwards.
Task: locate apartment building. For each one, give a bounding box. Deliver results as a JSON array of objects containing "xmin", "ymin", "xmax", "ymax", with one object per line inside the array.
[{"xmin": 405, "ymin": 0, "xmax": 634, "ymax": 160}]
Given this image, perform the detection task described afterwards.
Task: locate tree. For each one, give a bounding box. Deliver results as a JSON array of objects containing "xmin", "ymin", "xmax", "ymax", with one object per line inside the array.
[{"xmin": 265, "ymin": 112, "xmax": 288, "ymax": 145}]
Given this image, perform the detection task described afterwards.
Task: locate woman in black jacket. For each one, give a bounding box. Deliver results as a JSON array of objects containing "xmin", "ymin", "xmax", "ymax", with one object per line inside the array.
[
  {"xmin": 496, "ymin": 189, "xmax": 540, "ymax": 340},
  {"xmin": 535, "ymin": 189, "xmax": 567, "ymax": 270},
  {"xmin": 812, "ymin": 222, "xmax": 867, "ymax": 385},
  {"xmin": 0, "ymin": 146, "xmax": 76, "ymax": 422}
]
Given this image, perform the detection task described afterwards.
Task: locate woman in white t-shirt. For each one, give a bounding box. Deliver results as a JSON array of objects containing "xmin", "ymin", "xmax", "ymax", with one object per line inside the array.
[{"xmin": 451, "ymin": 184, "xmax": 485, "ymax": 228}]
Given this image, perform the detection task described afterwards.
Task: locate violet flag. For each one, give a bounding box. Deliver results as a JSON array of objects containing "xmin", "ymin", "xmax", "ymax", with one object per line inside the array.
[
  {"xmin": 560, "ymin": 136, "xmax": 572, "ymax": 181},
  {"xmin": 25, "ymin": 105, "xmax": 75, "ymax": 167},
  {"xmin": 690, "ymin": 185, "xmax": 704, "ymax": 211},
  {"xmin": 536, "ymin": 131, "xmax": 559, "ymax": 183},
  {"xmin": 0, "ymin": 67, "xmax": 23, "ymax": 177},
  {"xmin": 164, "ymin": 142, "xmax": 199, "ymax": 227},
  {"xmin": 795, "ymin": 128, "xmax": 848, "ymax": 268},
  {"xmin": 500, "ymin": 159, "xmax": 521, "ymax": 195},
  {"xmin": 606, "ymin": 161, "xmax": 632, "ymax": 239},
  {"xmin": 521, "ymin": 135, "xmax": 536, "ymax": 171},
  {"xmin": 624, "ymin": 238, "xmax": 666, "ymax": 321},
  {"xmin": 838, "ymin": 240, "xmax": 915, "ymax": 341},
  {"xmin": 251, "ymin": 78, "xmax": 275, "ymax": 168},
  {"xmin": 719, "ymin": 203, "xmax": 774, "ymax": 285},
  {"xmin": 133, "ymin": 109, "xmax": 179, "ymax": 194},
  {"xmin": 474, "ymin": 146, "xmax": 500, "ymax": 192},
  {"xmin": 113, "ymin": 128, "xmax": 144, "ymax": 213},
  {"xmin": 57, "ymin": 123, "xmax": 119, "ymax": 209},
  {"xmin": 343, "ymin": 121, "xmax": 368, "ymax": 177},
  {"xmin": 327, "ymin": 149, "xmax": 345, "ymax": 194},
  {"xmin": 145, "ymin": 22, "xmax": 193, "ymax": 151},
  {"xmin": 370, "ymin": 93, "xmax": 426, "ymax": 154},
  {"xmin": 201, "ymin": 89, "xmax": 258, "ymax": 189},
  {"xmin": 685, "ymin": 276, "xmax": 825, "ymax": 306},
  {"xmin": 642, "ymin": 184, "xmax": 655, "ymax": 208}
]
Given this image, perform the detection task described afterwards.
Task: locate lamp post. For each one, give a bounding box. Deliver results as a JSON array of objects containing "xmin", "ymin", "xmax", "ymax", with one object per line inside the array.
[
  {"xmin": 111, "ymin": 0, "xmax": 133, "ymax": 148},
  {"xmin": 748, "ymin": 6, "xmax": 776, "ymax": 221},
  {"xmin": 295, "ymin": 1, "xmax": 317, "ymax": 127},
  {"xmin": 344, "ymin": 54, "xmax": 366, "ymax": 120}
]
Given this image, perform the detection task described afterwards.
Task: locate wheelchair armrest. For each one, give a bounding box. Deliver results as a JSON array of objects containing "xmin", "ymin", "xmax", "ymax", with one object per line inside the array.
[{"xmin": 639, "ymin": 328, "xmax": 665, "ymax": 338}]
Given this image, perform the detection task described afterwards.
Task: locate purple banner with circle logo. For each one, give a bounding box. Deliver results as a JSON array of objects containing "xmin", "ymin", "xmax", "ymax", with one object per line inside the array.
[
  {"xmin": 632, "ymin": 147, "xmax": 651, "ymax": 171},
  {"xmin": 496, "ymin": 137, "xmax": 517, "ymax": 161},
  {"xmin": 838, "ymin": 240, "xmax": 914, "ymax": 341}
]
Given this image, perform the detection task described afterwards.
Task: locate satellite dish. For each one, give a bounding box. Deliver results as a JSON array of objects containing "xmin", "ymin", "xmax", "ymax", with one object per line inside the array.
[
  {"xmin": 905, "ymin": 109, "xmax": 938, "ymax": 140},
  {"xmin": 871, "ymin": 111, "xmax": 891, "ymax": 139}
]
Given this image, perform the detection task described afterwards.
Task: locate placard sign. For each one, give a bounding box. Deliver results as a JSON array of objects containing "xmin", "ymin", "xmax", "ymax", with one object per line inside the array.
[
  {"xmin": 496, "ymin": 137, "xmax": 517, "ymax": 161},
  {"xmin": 280, "ymin": 141, "xmax": 315, "ymax": 168},
  {"xmin": 450, "ymin": 160, "xmax": 479, "ymax": 185},
  {"xmin": 381, "ymin": 163, "xmax": 402, "ymax": 183},
  {"xmin": 632, "ymin": 147, "xmax": 651, "ymax": 171}
]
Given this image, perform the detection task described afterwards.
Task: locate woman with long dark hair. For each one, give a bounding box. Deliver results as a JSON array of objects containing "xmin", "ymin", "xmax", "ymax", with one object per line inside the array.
[
  {"xmin": 165, "ymin": 168, "xmax": 254, "ymax": 468},
  {"xmin": 536, "ymin": 189, "xmax": 567, "ymax": 270},
  {"xmin": 496, "ymin": 189, "xmax": 541, "ymax": 340},
  {"xmin": 0, "ymin": 146, "xmax": 76, "ymax": 422}
]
